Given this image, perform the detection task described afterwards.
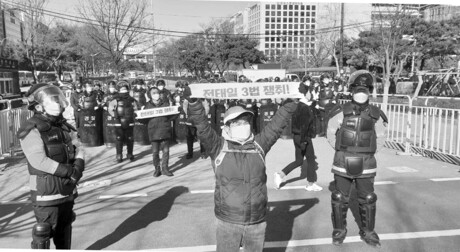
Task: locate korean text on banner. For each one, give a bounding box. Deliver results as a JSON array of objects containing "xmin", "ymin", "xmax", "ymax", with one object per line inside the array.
[
  {"xmin": 189, "ymin": 82, "xmax": 304, "ymax": 99},
  {"xmin": 135, "ymin": 106, "xmax": 179, "ymax": 119}
]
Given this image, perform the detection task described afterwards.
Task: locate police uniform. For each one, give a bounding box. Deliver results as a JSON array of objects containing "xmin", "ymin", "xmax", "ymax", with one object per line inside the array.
[
  {"xmin": 326, "ymin": 70, "xmax": 387, "ymax": 247},
  {"xmin": 317, "ymin": 74, "xmax": 335, "ymax": 136},
  {"xmin": 18, "ymin": 84, "xmax": 85, "ymax": 249},
  {"xmin": 113, "ymin": 87, "xmax": 137, "ymax": 162}
]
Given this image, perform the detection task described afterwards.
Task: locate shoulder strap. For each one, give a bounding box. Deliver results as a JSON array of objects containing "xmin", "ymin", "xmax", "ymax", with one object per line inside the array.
[
  {"xmin": 17, "ymin": 116, "xmax": 51, "ymax": 140},
  {"xmin": 342, "ymin": 102, "xmax": 354, "ymax": 117},
  {"xmin": 213, "ymin": 140, "xmax": 266, "ymax": 171},
  {"xmin": 368, "ymin": 105, "xmax": 381, "ymax": 121}
]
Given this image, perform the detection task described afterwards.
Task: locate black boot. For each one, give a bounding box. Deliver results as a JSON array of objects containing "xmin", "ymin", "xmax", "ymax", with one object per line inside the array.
[
  {"xmin": 116, "ymin": 154, "xmax": 123, "ymax": 163},
  {"xmin": 359, "ymin": 193, "xmax": 380, "ymax": 248},
  {"xmin": 161, "ymin": 166, "xmax": 173, "ymax": 176},
  {"xmin": 331, "ymin": 191, "xmax": 348, "ymax": 245},
  {"xmin": 126, "ymin": 138, "xmax": 134, "ymax": 161},
  {"xmin": 127, "ymin": 153, "xmax": 135, "ymax": 161},
  {"xmin": 153, "ymin": 166, "xmax": 161, "ymax": 177}
]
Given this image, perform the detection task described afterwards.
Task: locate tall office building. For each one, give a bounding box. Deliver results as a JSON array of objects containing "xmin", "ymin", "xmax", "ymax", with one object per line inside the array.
[{"xmin": 232, "ymin": 2, "xmax": 372, "ymax": 62}]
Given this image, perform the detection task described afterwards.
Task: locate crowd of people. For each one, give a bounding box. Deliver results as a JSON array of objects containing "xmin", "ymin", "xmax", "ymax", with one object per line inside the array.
[{"xmin": 18, "ymin": 71, "xmax": 388, "ymax": 251}]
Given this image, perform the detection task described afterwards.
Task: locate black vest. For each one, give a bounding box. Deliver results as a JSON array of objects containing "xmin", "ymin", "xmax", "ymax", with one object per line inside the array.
[
  {"xmin": 115, "ymin": 95, "xmax": 135, "ymax": 128},
  {"xmin": 335, "ymin": 102, "xmax": 380, "ymax": 153}
]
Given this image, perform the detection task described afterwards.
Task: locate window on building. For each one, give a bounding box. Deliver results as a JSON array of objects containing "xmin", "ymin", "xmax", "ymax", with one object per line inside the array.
[
  {"xmin": 277, "ymin": 43, "xmax": 281, "ymax": 48},
  {"xmin": 306, "ymin": 12, "xmax": 310, "ymax": 17},
  {"xmin": 307, "ymin": 5, "xmax": 310, "ymax": 10},
  {"xmin": 272, "ymin": 4, "xmax": 275, "ymax": 9},
  {"xmin": 276, "ymin": 30, "xmax": 281, "ymax": 35},
  {"xmin": 306, "ymin": 18, "xmax": 310, "ymax": 23},
  {"xmin": 289, "ymin": 24, "xmax": 292, "ymax": 29},
  {"xmin": 300, "ymin": 30, "xmax": 304, "ymax": 35},
  {"xmin": 266, "ymin": 17, "xmax": 269, "ymax": 22},
  {"xmin": 289, "ymin": 18, "xmax": 292, "ymax": 22},
  {"xmin": 266, "ymin": 11, "xmax": 270, "ymax": 16},
  {"xmin": 294, "ymin": 37, "xmax": 298, "ymax": 42},
  {"xmin": 277, "ymin": 18, "xmax": 281, "ymax": 22},
  {"xmin": 265, "ymin": 31, "xmax": 269, "ymax": 35},
  {"xmin": 266, "ymin": 4, "xmax": 270, "ymax": 9},
  {"xmin": 277, "ymin": 11, "xmax": 281, "ymax": 16},
  {"xmin": 306, "ymin": 24, "xmax": 310, "ymax": 29},
  {"xmin": 266, "ymin": 24, "xmax": 269, "ymax": 29},
  {"xmin": 272, "ymin": 17, "xmax": 275, "ymax": 22},
  {"xmin": 312, "ymin": 5, "xmax": 316, "ymax": 10},
  {"xmin": 294, "ymin": 24, "xmax": 298, "ymax": 29},
  {"xmin": 289, "ymin": 5, "xmax": 293, "ymax": 10},
  {"xmin": 272, "ymin": 11, "xmax": 275, "ymax": 16},
  {"xmin": 312, "ymin": 12, "xmax": 316, "ymax": 17},
  {"xmin": 288, "ymin": 44, "xmax": 292, "ymax": 48},
  {"xmin": 312, "ymin": 18, "xmax": 315, "ymax": 23},
  {"xmin": 265, "ymin": 43, "xmax": 269, "ymax": 48},
  {"xmin": 295, "ymin": 5, "xmax": 299, "ymax": 10},
  {"xmin": 311, "ymin": 37, "xmax": 315, "ymax": 42},
  {"xmin": 277, "ymin": 24, "xmax": 281, "ymax": 29},
  {"xmin": 277, "ymin": 4, "xmax": 281, "ymax": 9},
  {"xmin": 305, "ymin": 37, "xmax": 310, "ymax": 42},
  {"xmin": 311, "ymin": 24, "xmax": 315, "ymax": 29},
  {"xmin": 271, "ymin": 24, "xmax": 275, "ymax": 29},
  {"xmin": 283, "ymin": 24, "xmax": 287, "ymax": 29},
  {"xmin": 300, "ymin": 18, "xmax": 304, "ymax": 23},
  {"xmin": 301, "ymin": 5, "xmax": 305, "ymax": 10},
  {"xmin": 289, "ymin": 11, "xmax": 293, "ymax": 16},
  {"xmin": 265, "ymin": 37, "xmax": 269, "ymax": 42},
  {"xmin": 283, "ymin": 5, "xmax": 287, "ymax": 10},
  {"xmin": 294, "ymin": 12, "xmax": 299, "ymax": 16},
  {"xmin": 265, "ymin": 50, "xmax": 269, "ymax": 55},
  {"xmin": 301, "ymin": 12, "xmax": 305, "ymax": 17},
  {"xmin": 283, "ymin": 11, "xmax": 287, "ymax": 16},
  {"xmin": 288, "ymin": 37, "xmax": 292, "ymax": 42},
  {"xmin": 294, "ymin": 18, "xmax": 298, "ymax": 22}
]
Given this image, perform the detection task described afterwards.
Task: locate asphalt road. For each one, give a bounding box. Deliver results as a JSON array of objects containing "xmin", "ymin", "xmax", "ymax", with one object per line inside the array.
[{"xmin": 1, "ymin": 136, "xmax": 459, "ymax": 252}]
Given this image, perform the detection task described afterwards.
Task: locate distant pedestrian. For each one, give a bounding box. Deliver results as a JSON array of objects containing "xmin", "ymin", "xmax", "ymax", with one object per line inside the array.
[
  {"xmin": 185, "ymin": 87, "xmax": 298, "ymax": 252},
  {"xmin": 274, "ymin": 87, "xmax": 321, "ymax": 191}
]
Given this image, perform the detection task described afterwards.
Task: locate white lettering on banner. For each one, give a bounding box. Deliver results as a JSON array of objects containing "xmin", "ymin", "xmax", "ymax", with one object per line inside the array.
[
  {"xmin": 135, "ymin": 106, "xmax": 179, "ymax": 119},
  {"xmin": 189, "ymin": 82, "xmax": 304, "ymax": 99}
]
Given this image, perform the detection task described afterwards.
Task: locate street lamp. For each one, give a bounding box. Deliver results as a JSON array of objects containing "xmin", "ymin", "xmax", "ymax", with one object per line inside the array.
[{"xmin": 90, "ymin": 52, "xmax": 100, "ymax": 76}]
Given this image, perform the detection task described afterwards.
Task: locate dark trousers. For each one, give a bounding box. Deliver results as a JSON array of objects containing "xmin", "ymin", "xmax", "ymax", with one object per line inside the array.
[
  {"xmin": 73, "ymin": 110, "xmax": 80, "ymax": 128},
  {"xmin": 186, "ymin": 126, "xmax": 205, "ymax": 155},
  {"xmin": 33, "ymin": 201, "xmax": 74, "ymax": 249},
  {"xmin": 334, "ymin": 175, "xmax": 375, "ymax": 205},
  {"xmin": 152, "ymin": 139, "xmax": 170, "ymax": 169},
  {"xmin": 282, "ymin": 134, "xmax": 318, "ymax": 183},
  {"xmin": 115, "ymin": 126, "xmax": 134, "ymax": 156}
]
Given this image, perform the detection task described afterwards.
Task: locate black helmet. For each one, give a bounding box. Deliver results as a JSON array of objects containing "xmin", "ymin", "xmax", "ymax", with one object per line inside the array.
[{"xmin": 348, "ymin": 70, "xmax": 374, "ymax": 93}]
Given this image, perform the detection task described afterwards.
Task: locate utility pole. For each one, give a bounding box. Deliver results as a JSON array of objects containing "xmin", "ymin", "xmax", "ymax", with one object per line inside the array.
[
  {"xmin": 151, "ymin": 0, "xmax": 155, "ymax": 79},
  {"xmin": 339, "ymin": 2, "xmax": 344, "ymax": 76}
]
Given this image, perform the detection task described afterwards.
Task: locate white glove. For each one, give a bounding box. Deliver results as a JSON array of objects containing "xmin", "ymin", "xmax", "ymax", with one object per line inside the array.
[
  {"xmin": 315, "ymin": 104, "xmax": 320, "ymax": 109},
  {"xmin": 94, "ymin": 106, "xmax": 99, "ymax": 110}
]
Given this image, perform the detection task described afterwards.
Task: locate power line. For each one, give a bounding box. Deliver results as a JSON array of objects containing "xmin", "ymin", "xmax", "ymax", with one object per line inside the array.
[{"xmin": 4, "ymin": 0, "xmax": 373, "ymax": 40}]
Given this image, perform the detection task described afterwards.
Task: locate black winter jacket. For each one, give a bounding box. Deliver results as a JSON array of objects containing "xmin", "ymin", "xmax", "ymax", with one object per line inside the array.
[
  {"xmin": 188, "ymin": 101, "xmax": 297, "ymax": 225},
  {"xmin": 139, "ymin": 100, "xmax": 178, "ymax": 141}
]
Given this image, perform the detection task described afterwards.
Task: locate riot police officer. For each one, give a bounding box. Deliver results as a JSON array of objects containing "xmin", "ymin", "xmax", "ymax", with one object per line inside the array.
[
  {"xmin": 18, "ymin": 84, "xmax": 85, "ymax": 249},
  {"xmin": 317, "ymin": 74, "xmax": 335, "ymax": 136},
  {"xmin": 132, "ymin": 79, "xmax": 147, "ymax": 107},
  {"xmin": 70, "ymin": 83, "xmax": 83, "ymax": 128},
  {"xmin": 112, "ymin": 84, "xmax": 138, "ymax": 162},
  {"xmin": 326, "ymin": 70, "xmax": 387, "ymax": 247}
]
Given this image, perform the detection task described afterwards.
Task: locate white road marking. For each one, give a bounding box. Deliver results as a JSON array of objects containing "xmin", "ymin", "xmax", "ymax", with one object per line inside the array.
[
  {"xmin": 78, "ymin": 179, "xmax": 112, "ymax": 193},
  {"xmin": 386, "ymin": 166, "xmax": 418, "ymax": 173},
  {"xmin": 430, "ymin": 177, "xmax": 460, "ymax": 182},
  {"xmin": 146, "ymin": 229, "xmax": 460, "ymax": 251},
  {"xmin": 98, "ymin": 193, "xmax": 148, "ymax": 199},
  {"xmin": 375, "ymin": 181, "xmax": 397, "ymax": 185},
  {"xmin": 190, "ymin": 190, "xmax": 214, "ymax": 194}
]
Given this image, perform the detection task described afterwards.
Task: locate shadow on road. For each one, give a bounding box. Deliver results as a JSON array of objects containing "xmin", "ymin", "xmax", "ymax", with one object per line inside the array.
[
  {"xmin": 85, "ymin": 186, "xmax": 189, "ymax": 250},
  {"xmin": 265, "ymin": 198, "xmax": 320, "ymax": 252}
]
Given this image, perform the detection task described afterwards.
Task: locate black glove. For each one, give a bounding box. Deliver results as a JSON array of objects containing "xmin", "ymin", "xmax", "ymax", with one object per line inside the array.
[
  {"xmin": 183, "ymin": 86, "xmax": 198, "ymax": 103},
  {"xmin": 70, "ymin": 158, "xmax": 85, "ymax": 185}
]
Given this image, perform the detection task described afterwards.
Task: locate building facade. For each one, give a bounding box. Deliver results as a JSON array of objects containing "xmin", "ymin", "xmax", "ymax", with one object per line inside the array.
[
  {"xmin": 0, "ymin": 5, "xmax": 25, "ymax": 42},
  {"xmin": 232, "ymin": 2, "xmax": 372, "ymax": 62},
  {"xmin": 421, "ymin": 4, "xmax": 460, "ymax": 22}
]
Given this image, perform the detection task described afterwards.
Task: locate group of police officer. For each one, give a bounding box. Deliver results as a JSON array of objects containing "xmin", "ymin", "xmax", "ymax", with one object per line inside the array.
[{"xmin": 19, "ymin": 69, "xmax": 387, "ymax": 249}]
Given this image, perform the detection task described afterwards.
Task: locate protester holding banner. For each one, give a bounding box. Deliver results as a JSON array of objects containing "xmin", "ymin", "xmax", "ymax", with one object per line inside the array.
[
  {"xmin": 184, "ymin": 81, "xmax": 299, "ymax": 252},
  {"xmin": 138, "ymin": 87, "xmax": 178, "ymax": 177},
  {"xmin": 156, "ymin": 79, "xmax": 173, "ymax": 105}
]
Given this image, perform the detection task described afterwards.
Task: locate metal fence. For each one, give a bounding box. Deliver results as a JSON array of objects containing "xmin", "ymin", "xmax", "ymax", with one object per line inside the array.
[
  {"xmin": 0, "ymin": 100, "xmax": 33, "ymax": 159},
  {"xmin": 339, "ymin": 95, "xmax": 460, "ymax": 165}
]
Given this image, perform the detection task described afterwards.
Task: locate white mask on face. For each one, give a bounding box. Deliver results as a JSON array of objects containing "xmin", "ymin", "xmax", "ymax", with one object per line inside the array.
[
  {"xmin": 109, "ymin": 88, "xmax": 115, "ymax": 93},
  {"xmin": 42, "ymin": 98, "xmax": 63, "ymax": 116},
  {"xmin": 230, "ymin": 124, "xmax": 251, "ymax": 141},
  {"xmin": 86, "ymin": 88, "xmax": 93, "ymax": 93},
  {"xmin": 151, "ymin": 94, "xmax": 160, "ymax": 101},
  {"xmin": 353, "ymin": 93, "xmax": 369, "ymax": 104},
  {"xmin": 136, "ymin": 85, "xmax": 141, "ymax": 89},
  {"xmin": 304, "ymin": 81, "xmax": 311, "ymax": 86},
  {"xmin": 158, "ymin": 86, "xmax": 164, "ymax": 90}
]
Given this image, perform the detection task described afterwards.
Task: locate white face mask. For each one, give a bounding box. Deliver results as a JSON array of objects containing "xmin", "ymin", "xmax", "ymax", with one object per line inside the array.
[
  {"xmin": 353, "ymin": 93, "xmax": 369, "ymax": 104},
  {"xmin": 42, "ymin": 98, "xmax": 63, "ymax": 116},
  {"xmin": 323, "ymin": 79, "xmax": 331, "ymax": 84},
  {"xmin": 304, "ymin": 81, "xmax": 310, "ymax": 86},
  {"xmin": 109, "ymin": 88, "xmax": 115, "ymax": 93},
  {"xmin": 158, "ymin": 86, "xmax": 164, "ymax": 90},
  {"xmin": 151, "ymin": 94, "xmax": 160, "ymax": 101},
  {"xmin": 86, "ymin": 88, "xmax": 93, "ymax": 93},
  {"xmin": 136, "ymin": 85, "xmax": 141, "ymax": 89},
  {"xmin": 230, "ymin": 124, "xmax": 251, "ymax": 141}
]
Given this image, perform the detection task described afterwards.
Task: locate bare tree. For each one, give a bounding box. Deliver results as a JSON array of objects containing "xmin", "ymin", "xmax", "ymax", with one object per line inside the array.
[{"xmin": 78, "ymin": 0, "xmax": 153, "ymax": 77}]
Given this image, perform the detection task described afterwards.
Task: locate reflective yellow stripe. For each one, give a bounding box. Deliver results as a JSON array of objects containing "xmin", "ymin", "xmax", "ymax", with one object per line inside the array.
[{"xmin": 332, "ymin": 165, "xmax": 376, "ymax": 174}]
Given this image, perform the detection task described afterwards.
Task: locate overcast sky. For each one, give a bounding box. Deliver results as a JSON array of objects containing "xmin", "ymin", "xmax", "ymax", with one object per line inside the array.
[{"xmin": 45, "ymin": 0, "xmax": 459, "ymax": 36}]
